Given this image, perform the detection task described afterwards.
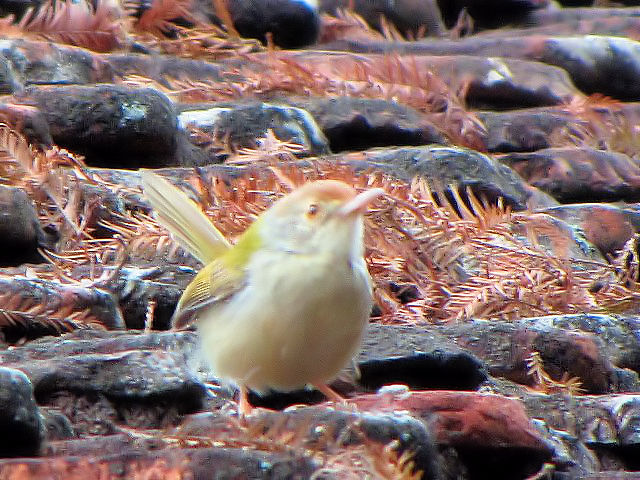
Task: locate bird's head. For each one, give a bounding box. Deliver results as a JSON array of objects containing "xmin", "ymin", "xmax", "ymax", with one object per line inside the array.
[{"xmin": 257, "ymin": 180, "xmax": 384, "ymax": 258}]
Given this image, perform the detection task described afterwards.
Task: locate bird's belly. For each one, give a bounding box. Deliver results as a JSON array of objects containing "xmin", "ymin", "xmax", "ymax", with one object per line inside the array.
[{"xmin": 197, "ymin": 257, "xmax": 371, "ymax": 393}]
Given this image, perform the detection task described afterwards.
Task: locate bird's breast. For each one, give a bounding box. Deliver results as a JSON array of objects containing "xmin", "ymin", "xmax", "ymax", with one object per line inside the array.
[{"xmin": 198, "ymin": 249, "xmax": 372, "ymax": 392}]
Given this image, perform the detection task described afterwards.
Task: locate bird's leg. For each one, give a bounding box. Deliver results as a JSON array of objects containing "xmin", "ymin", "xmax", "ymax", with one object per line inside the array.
[
  {"xmin": 314, "ymin": 383, "xmax": 345, "ymax": 404},
  {"xmin": 237, "ymin": 385, "xmax": 254, "ymax": 417}
]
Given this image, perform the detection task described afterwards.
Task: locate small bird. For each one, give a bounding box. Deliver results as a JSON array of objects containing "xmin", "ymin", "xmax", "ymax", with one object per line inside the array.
[{"xmin": 140, "ymin": 171, "xmax": 383, "ymax": 415}]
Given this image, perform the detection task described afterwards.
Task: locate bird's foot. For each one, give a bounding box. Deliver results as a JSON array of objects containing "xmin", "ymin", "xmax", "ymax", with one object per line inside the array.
[
  {"xmin": 314, "ymin": 383, "xmax": 346, "ymax": 405},
  {"xmin": 237, "ymin": 385, "xmax": 254, "ymax": 418}
]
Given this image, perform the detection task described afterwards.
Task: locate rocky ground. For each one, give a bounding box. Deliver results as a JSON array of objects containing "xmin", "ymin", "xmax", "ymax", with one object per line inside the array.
[{"xmin": 2, "ymin": 0, "xmax": 640, "ymax": 478}]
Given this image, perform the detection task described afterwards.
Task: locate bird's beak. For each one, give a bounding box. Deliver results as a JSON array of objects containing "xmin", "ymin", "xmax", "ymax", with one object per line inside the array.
[{"xmin": 337, "ymin": 188, "xmax": 385, "ymax": 217}]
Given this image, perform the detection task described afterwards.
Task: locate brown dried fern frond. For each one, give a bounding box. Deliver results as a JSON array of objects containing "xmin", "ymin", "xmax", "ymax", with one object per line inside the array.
[
  {"xmin": 0, "ymin": 278, "xmax": 110, "ymax": 342},
  {"xmin": 526, "ymin": 351, "xmax": 584, "ymax": 396},
  {"xmin": 559, "ymin": 93, "xmax": 623, "ymax": 121},
  {"xmin": 312, "ymin": 440, "xmax": 423, "ymax": 479},
  {"xmin": 614, "ymin": 234, "xmax": 640, "ymax": 285},
  {"xmin": 444, "ymin": 215, "xmax": 598, "ymax": 321},
  {"xmin": 126, "ymin": 0, "xmax": 262, "ymax": 59},
  {"xmin": 158, "ymin": 52, "xmax": 485, "ymax": 150},
  {"xmin": 378, "ymin": 15, "xmax": 407, "ymax": 42},
  {"xmin": 333, "ymin": 54, "xmax": 487, "ymax": 150},
  {"xmin": 0, "ymin": 125, "xmax": 81, "ymax": 237},
  {"xmin": 150, "ymin": 25, "xmax": 263, "ymax": 60},
  {"xmin": 227, "ymin": 129, "xmax": 307, "ymax": 164},
  {"xmin": 368, "ymin": 439, "xmax": 423, "ymax": 480},
  {"xmin": 211, "ymin": 0, "xmax": 239, "ymax": 38},
  {"xmin": 164, "ymin": 411, "xmax": 422, "ymax": 479},
  {"xmin": 159, "ymin": 76, "xmax": 245, "ymax": 103},
  {"xmin": 0, "ymin": 123, "xmax": 34, "ymax": 180},
  {"xmin": 214, "ymin": 53, "xmax": 488, "ymax": 150},
  {"xmin": 125, "ymin": 0, "xmax": 194, "ymax": 36},
  {"xmin": 34, "ymin": 159, "xmax": 617, "ymax": 326},
  {"xmin": 590, "ymin": 234, "xmax": 640, "ymax": 313},
  {"xmin": 97, "ymin": 211, "xmax": 186, "ymax": 264},
  {"xmin": 130, "ymin": 162, "xmax": 607, "ymax": 323},
  {"xmin": 549, "ymin": 94, "xmax": 640, "ymax": 157},
  {"xmin": 2, "ymin": 0, "xmax": 123, "ymax": 52},
  {"xmin": 319, "ymin": 9, "xmax": 385, "ymax": 43},
  {"xmin": 38, "ymin": 237, "xmax": 130, "ymax": 287},
  {"xmin": 0, "ymin": 307, "xmax": 93, "ymax": 336}
]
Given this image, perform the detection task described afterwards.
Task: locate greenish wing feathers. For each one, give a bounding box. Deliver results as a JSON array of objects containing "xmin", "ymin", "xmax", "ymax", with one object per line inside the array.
[
  {"xmin": 172, "ymin": 260, "xmax": 245, "ymax": 330},
  {"xmin": 139, "ymin": 170, "xmax": 230, "ymax": 264}
]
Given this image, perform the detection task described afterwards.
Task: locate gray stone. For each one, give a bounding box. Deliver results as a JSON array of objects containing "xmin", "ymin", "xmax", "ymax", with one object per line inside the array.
[
  {"xmin": 0, "ymin": 367, "xmax": 43, "ymax": 457},
  {"xmin": 179, "ymin": 102, "xmax": 331, "ymax": 157}
]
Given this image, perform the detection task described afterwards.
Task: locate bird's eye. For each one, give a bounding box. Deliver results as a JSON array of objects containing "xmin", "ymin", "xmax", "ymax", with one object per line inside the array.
[{"xmin": 307, "ymin": 203, "xmax": 319, "ymax": 217}]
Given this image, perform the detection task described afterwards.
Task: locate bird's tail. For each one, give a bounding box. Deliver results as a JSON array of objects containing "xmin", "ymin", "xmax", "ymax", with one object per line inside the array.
[{"xmin": 139, "ymin": 170, "xmax": 230, "ymax": 264}]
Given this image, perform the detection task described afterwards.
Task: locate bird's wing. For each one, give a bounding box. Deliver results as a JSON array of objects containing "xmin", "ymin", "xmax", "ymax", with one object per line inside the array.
[
  {"xmin": 139, "ymin": 170, "xmax": 230, "ymax": 264},
  {"xmin": 172, "ymin": 259, "xmax": 245, "ymax": 330}
]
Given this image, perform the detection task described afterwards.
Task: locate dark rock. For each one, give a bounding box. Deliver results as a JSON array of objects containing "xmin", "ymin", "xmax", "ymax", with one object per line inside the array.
[
  {"xmin": 0, "ymin": 102, "xmax": 53, "ymax": 146},
  {"xmin": 490, "ymin": 377, "xmax": 640, "ymax": 474},
  {"xmin": 179, "ymin": 101, "xmax": 331, "ymax": 157},
  {"xmin": 177, "ymin": 406, "xmax": 442, "ymax": 479},
  {"xmin": 539, "ymin": 36, "xmax": 640, "ymax": 101},
  {"xmin": 0, "ymin": 446, "xmax": 319, "ymax": 478},
  {"xmin": 522, "ymin": 7, "xmax": 640, "ymax": 26},
  {"xmin": 442, "ymin": 317, "xmax": 622, "ymax": 394},
  {"xmin": 1, "ymin": 331, "xmax": 204, "ymax": 432},
  {"xmin": 44, "ymin": 392, "xmax": 121, "ymax": 436},
  {"xmin": 530, "ymin": 314, "xmax": 640, "ymax": 378},
  {"xmin": 252, "ymin": 323, "xmax": 487, "ymax": 410},
  {"xmin": 106, "ymin": 53, "xmax": 225, "ymax": 85},
  {"xmin": 323, "ymin": 35, "xmax": 640, "ymax": 101},
  {"xmin": 530, "ymin": 417, "xmax": 600, "ymax": 477},
  {"xmin": 0, "ymin": 276, "xmax": 124, "ymax": 343},
  {"xmin": 472, "ymin": 15, "xmax": 640, "ymax": 39},
  {"xmin": 470, "ymin": 207, "xmax": 601, "ymax": 264},
  {"xmin": 44, "ymin": 433, "xmax": 156, "ymax": 457},
  {"xmin": 500, "ymin": 147, "xmax": 640, "ymax": 203},
  {"xmin": 358, "ymin": 351, "xmax": 487, "ymax": 392},
  {"xmin": 221, "ymin": 0, "xmax": 321, "ymax": 48},
  {"xmin": 436, "ymin": 0, "xmax": 549, "ymax": 30},
  {"xmin": 512, "ymin": 210, "xmax": 604, "ymax": 261},
  {"xmin": 357, "ymin": 324, "xmax": 487, "ymax": 391},
  {"xmin": 0, "ymin": 367, "xmax": 44, "ymax": 457},
  {"xmin": 107, "ymin": 265, "xmax": 192, "ymax": 331},
  {"xmin": 448, "ymin": 0, "xmax": 551, "ymax": 30},
  {"xmin": 112, "ymin": 144, "xmax": 557, "ymax": 211},
  {"xmin": 0, "ymin": 184, "xmax": 54, "ymax": 267},
  {"xmin": 287, "ymin": 96, "xmax": 448, "ymax": 152},
  {"xmin": 346, "ymin": 145, "xmax": 547, "ymax": 210},
  {"xmin": 7, "ymin": 323, "xmax": 198, "ymax": 360},
  {"xmin": 359, "ymin": 323, "xmax": 469, "ymax": 362},
  {"xmin": 0, "ymin": 55, "xmax": 23, "ymax": 95},
  {"xmin": 524, "ymin": 392, "xmax": 640, "ymax": 448},
  {"xmin": 542, "ymin": 203, "xmax": 637, "ymax": 256},
  {"xmin": 15, "ymin": 85, "xmax": 186, "ymax": 168},
  {"xmin": 319, "ymin": 0, "xmax": 445, "ymax": 36},
  {"xmin": 460, "ymin": 57, "xmax": 575, "ymax": 109},
  {"xmin": 1, "ymin": 330, "xmax": 202, "ymax": 396},
  {"xmin": 296, "ymin": 51, "xmax": 579, "ymax": 110},
  {"xmin": 0, "ymin": 39, "xmax": 114, "ymax": 87},
  {"xmin": 485, "ymin": 379, "xmax": 601, "ymax": 476},
  {"xmin": 0, "ymin": 0, "xmax": 42, "ymax": 22},
  {"xmin": 20, "ymin": 350, "xmax": 204, "ymax": 403},
  {"xmin": 477, "ymin": 108, "xmax": 574, "ymax": 153},
  {"xmin": 352, "ymin": 390, "xmax": 553, "ymax": 479},
  {"xmin": 40, "ymin": 407, "xmax": 75, "ymax": 441},
  {"xmin": 584, "ymin": 474, "xmax": 640, "ymax": 479}
]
